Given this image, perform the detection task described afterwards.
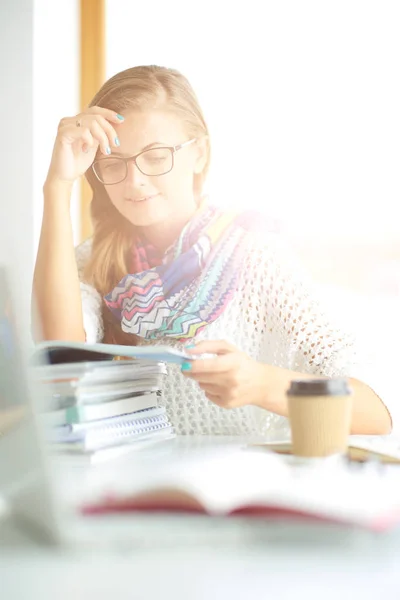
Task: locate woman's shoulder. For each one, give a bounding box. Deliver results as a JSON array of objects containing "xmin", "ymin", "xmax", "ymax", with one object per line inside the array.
[
  {"xmin": 237, "ymin": 216, "xmax": 312, "ymax": 291},
  {"xmin": 235, "ymin": 212, "xmax": 290, "ymax": 263},
  {"xmin": 75, "ymin": 237, "xmax": 93, "ymax": 277},
  {"xmin": 235, "ymin": 209, "xmax": 281, "ymax": 237},
  {"xmin": 233, "ymin": 209, "xmax": 289, "ymax": 259}
]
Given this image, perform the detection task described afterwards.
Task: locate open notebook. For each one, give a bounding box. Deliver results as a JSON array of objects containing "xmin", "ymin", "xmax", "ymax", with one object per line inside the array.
[
  {"xmin": 80, "ymin": 449, "xmax": 400, "ymax": 532},
  {"xmin": 33, "ymin": 340, "xmax": 193, "ymax": 365},
  {"xmin": 252, "ymin": 437, "xmax": 400, "ymax": 465}
]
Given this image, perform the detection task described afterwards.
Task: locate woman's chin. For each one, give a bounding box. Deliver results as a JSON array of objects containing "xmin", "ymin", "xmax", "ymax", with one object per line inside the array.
[{"xmin": 121, "ymin": 200, "xmax": 167, "ymax": 228}]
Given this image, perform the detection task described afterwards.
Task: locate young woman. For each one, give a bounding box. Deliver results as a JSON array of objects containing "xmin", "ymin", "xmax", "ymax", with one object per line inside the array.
[{"xmin": 33, "ymin": 65, "xmax": 392, "ymax": 437}]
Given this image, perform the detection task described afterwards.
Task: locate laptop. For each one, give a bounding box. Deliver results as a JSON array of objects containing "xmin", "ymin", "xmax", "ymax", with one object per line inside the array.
[{"xmin": 0, "ymin": 265, "xmax": 63, "ymax": 545}]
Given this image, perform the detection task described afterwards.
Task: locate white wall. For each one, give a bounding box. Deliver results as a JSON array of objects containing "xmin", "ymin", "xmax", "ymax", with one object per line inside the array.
[
  {"xmin": 33, "ymin": 0, "xmax": 80, "ymax": 255},
  {"xmin": 106, "ymin": 1, "xmax": 400, "ymax": 237},
  {"xmin": 105, "ymin": 0, "xmax": 400, "ymax": 363},
  {"xmin": 0, "ymin": 0, "xmax": 80, "ymax": 334},
  {"xmin": 0, "ymin": 0, "xmax": 34, "ymax": 336}
]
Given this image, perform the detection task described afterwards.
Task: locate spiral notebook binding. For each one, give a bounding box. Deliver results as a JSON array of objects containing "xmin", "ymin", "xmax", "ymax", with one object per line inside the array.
[
  {"xmin": 86, "ymin": 420, "xmax": 174, "ymax": 451},
  {"xmin": 98, "ymin": 421, "xmax": 171, "ymax": 441},
  {"xmin": 86, "ymin": 414, "xmax": 170, "ymax": 443}
]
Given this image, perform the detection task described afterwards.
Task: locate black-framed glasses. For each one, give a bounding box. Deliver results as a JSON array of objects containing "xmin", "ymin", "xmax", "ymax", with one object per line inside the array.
[{"xmin": 92, "ymin": 138, "xmax": 198, "ymax": 185}]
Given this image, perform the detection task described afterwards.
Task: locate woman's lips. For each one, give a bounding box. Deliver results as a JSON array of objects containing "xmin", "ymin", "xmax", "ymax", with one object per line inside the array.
[{"xmin": 127, "ymin": 193, "xmax": 160, "ymax": 203}]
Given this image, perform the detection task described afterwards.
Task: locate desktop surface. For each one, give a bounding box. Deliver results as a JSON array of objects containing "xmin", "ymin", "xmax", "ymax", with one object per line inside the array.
[
  {"xmin": 2, "ymin": 540, "xmax": 400, "ymax": 600},
  {"xmin": 2, "ymin": 435, "xmax": 400, "ymax": 599}
]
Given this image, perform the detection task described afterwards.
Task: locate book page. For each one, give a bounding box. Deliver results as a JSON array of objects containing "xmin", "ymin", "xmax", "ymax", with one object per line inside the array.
[
  {"xmin": 82, "ymin": 448, "xmax": 400, "ymax": 529},
  {"xmin": 34, "ymin": 341, "xmax": 193, "ymax": 365}
]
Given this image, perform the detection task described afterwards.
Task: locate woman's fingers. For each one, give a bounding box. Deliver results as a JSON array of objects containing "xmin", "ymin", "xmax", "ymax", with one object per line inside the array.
[
  {"xmin": 93, "ymin": 115, "xmax": 120, "ymax": 151},
  {"xmin": 182, "ymin": 353, "xmax": 237, "ymax": 377},
  {"xmin": 186, "ymin": 340, "xmax": 238, "ymax": 356},
  {"xmin": 198, "ymin": 382, "xmax": 223, "ymax": 395},
  {"xmin": 57, "ymin": 110, "xmax": 122, "ymax": 155},
  {"xmin": 57, "ymin": 120, "xmax": 88, "ymax": 142},
  {"xmin": 57, "ymin": 121, "xmax": 99, "ymax": 155},
  {"xmin": 190, "ymin": 371, "xmax": 230, "ymax": 385},
  {"xmin": 85, "ymin": 105, "xmax": 124, "ymax": 124},
  {"xmin": 48, "ymin": 107, "xmax": 124, "ymax": 184},
  {"xmin": 204, "ymin": 392, "xmax": 222, "ymax": 405},
  {"xmin": 80, "ymin": 127, "xmax": 95, "ymax": 153},
  {"xmin": 90, "ymin": 120, "xmax": 112, "ymax": 155}
]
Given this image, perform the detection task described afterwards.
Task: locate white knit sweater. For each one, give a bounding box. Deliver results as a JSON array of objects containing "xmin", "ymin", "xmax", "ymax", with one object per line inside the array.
[{"xmin": 75, "ymin": 234, "xmax": 394, "ymax": 438}]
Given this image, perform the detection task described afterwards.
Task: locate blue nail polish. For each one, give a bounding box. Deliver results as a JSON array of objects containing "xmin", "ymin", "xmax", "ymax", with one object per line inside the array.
[
  {"xmin": 115, "ymin": 137, "xmax": 120, "ymax": 146},
  {"xmin": 116, "ymin": 114, "xmax": 124, "ymax": 121},
  {"xmin": 185, "ymin": 344, "xmax": 196, "ymax": 349},
  {"xmin": 181, "ymin": 362, "xmax": 192, "ymax": 372},
  {"xmin": 105, "ymin": 146, "xmax": 111, "ymax": 155}
]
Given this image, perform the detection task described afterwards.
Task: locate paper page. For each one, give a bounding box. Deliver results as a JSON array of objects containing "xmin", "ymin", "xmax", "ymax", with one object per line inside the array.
[
  {"xmin": 349, "ymin": 435, "xmax": 400, "ymax": 459},
  {"xmin": 82, "ymin": 448, "xmax": 400, "ymax": 529},
  {"xmin": 35, "ymin": 341, "xmax": 193, "ymax": 364}
]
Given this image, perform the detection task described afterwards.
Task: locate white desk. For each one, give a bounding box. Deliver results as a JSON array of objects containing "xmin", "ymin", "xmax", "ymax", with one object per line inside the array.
[{"xmin": 2, "ymin": 435, "xmax": 400, "ymax": 600}]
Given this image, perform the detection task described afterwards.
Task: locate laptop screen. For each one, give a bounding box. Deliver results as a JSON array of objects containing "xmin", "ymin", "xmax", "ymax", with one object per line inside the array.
[{"xmin": 0, "ymin": 266, "xmax": 59, "ymax": 544}]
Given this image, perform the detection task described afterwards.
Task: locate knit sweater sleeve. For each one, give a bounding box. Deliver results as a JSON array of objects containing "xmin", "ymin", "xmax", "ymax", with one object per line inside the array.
[
  {"xmin": 244, "ymin": 233, "xmax": 396, "ymax": 431},
  {"xmin": 75, "ymin": 239, "xmax": 104, "ymax": 343}
]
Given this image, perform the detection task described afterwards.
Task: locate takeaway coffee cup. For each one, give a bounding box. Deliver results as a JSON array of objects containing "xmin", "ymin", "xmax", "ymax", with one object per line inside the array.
[{"xmin": 287, "ymin": 379, "xmax": 353, "ymax": 458}]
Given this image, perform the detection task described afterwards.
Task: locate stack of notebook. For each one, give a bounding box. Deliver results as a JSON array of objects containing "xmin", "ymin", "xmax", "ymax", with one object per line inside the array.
[{"xmin": 33, "ymin": 357, "xmax": 174, "ymax": 454}]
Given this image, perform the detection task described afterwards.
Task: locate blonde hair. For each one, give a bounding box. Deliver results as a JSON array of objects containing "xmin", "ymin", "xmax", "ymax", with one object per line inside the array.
[{"xmin": 83, "ymin": 65, "xmax": 210, "ymax": 344}]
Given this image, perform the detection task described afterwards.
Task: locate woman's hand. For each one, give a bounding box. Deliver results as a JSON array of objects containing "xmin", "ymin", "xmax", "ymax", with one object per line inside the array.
[
  {"xmin": 46, "ymin": 106, "xmax": 124, "ymax": 186},
  {"xmin": 181, "ymin": 340, "xmax": 271, "ymax": 409}
]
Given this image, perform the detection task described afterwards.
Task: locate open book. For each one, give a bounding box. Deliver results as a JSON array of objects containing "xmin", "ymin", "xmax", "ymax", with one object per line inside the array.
[
  {"xmin": 80, "ymin": 449, "xmax": 400, "ymax": 531},
  {"xmin": 33, "ymin": 340, "xmax": 193, "ymax": 366}
]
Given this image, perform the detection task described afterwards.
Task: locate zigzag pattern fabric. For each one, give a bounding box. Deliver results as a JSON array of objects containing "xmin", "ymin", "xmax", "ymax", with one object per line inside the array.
[{"xmin": 104, "ymin": 203, "xmax": 257, "ymax": 341}]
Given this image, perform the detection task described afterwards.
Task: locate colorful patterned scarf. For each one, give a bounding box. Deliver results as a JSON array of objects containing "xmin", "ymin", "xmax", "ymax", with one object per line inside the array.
[{"xmin": 104, "ymin": 203, "xmax": 261, "ymax": 341}]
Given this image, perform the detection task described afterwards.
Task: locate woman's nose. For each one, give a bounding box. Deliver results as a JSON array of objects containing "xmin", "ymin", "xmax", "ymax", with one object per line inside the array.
[{"xmin": 125, "ymin": 160, "xmax": 148, "ymax": 187}]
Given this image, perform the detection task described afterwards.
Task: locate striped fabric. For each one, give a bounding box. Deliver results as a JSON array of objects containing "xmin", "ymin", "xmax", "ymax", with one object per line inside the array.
[{"xmin": 104, "ymin": 203, "xmax": 259, "ymax": 341}]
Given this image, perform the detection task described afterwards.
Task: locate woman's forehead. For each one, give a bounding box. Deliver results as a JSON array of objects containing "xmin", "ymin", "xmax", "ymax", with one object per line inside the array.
[{"xmin": 117, "ymin": 109, "xmax": 187, "ymax": 148}]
